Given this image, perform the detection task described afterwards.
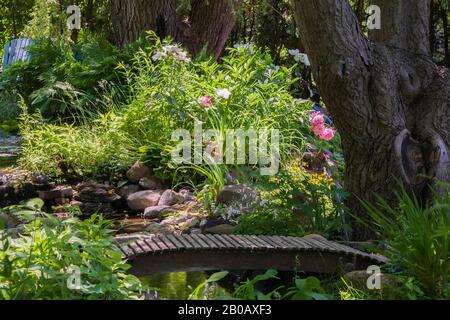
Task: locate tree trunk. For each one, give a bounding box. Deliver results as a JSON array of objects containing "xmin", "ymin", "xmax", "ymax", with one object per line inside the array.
[
  {"xmin": 187, "ymin": 0, "xmax": 239, "ymax": 60},
  {"xmin": 443, "ymin": 7, "xmax": 450, "ymax": 66},
  {"xmin": 292, "ymin": 0, "xmax": 450, "ymax": 240},
  {"xmin": 11, "ymin": 0, "xmax": 17, "ymax": 38},
  {"xmin": 110, "ymin": 0, "xmax": 239, "ymax": 60},
  {"xmin": 110, "ymin": 0, "xmax": 180, "ymax": 47}
]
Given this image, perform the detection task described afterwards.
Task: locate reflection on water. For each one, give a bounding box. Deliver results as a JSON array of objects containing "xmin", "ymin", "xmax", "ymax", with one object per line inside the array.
[
  {"xmin": 140, "ymin": 272, "xmax": 212, "ymax": 300},
  {"xmin": 0, "ymin": 130, "xmax": 20, "ymax": 169}
]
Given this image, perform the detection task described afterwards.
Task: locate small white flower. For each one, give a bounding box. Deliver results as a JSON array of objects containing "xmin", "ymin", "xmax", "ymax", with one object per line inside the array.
[
  {"xmin": 216, "ymin": 88, "xmax": 231, "ymax": 100},
  {"xmin": 152, "ymin": 51, "xmax": 167, "ymax": 61},
  {"xmin": 300, "ymin": 53, "xmax": 311, "ymax": 66},
  {"xmin": 295, "ymin": 53, "xmax": 311, "ymax": 66},
  {"xmin": 163, "ymin": 45, "xmax": 183, "ymax": 53},
  {"xmin": 288, "ymin": 49, "xmax": 300, "ymax": 56}
]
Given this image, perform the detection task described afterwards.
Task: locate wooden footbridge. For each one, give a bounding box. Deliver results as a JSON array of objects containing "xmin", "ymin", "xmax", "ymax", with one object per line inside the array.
[{"xmin": 116, "ymin": 234, "xmax": 387, "ymax": 275}]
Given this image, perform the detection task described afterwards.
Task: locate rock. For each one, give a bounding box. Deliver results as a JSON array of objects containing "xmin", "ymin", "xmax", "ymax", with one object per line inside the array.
[
  {"xmin": 200, "ymin": 218, "xmax": 232, "ymax": 231},
  {"xmin": 216, "ymin": 184, "xmax": 258, "ymax": 208},
  {"xmin": 37, "ymin": 186, "xmax": 73, "ymax": 200},
  {"xmin": 0, "ymin": 213, "xmax": 18, "ymax": 229},
  {"xmin": 117, "ymin": 219, "xmax": 153, "ymax": 234},
  {"xmin": 189, "ymin": 228, "xmax": 202, "ymax": 234},
  {"xmin": 55, "ymin": 198, "xmax": 70, "ymax": 205},
  {"xmin": 0, "ymin": 182, "xmax": 37, "ymax": 206},
  {"xmin": 179, "ymin": 189, "xmax": 196, "ymax": 202},
  {"xmin": 32, "ymin": 173, "xmax": 49, "ymax": 185},
  {"xmin": 303, "ymin": 234, "xmax": 327, "ymax": 242},
  {"xmin": 127, "ymin": 190, "xmax": 164, "ymax": 211},
  {"xmin": 76, "ymin": 181, "xmax": 121, "ymax": 203},
  {"xmin": 143, "ymin": 205, "xmax": 176, "ymax": 219},
  {"xmin": 204, "ymin": 224, "xmax": 235, "ymax": 235},
  {"xmin": 78, "ymin": 202, "xmax": 113, "ymax": 215},
  {"xmin": 119, "ymin": 184, "xmax": 140, "ymax": 199},
  {"xmin": 139, "ymin": 177, "xmax": 163, "ymax": 190},
  {"xmin": 126, "ymin": 161, "xmax": 153, "ymax": 183},
  {"xmin": 144, "ymin": 223, "xmax": 173, "ymax": 235},
  {"xmin": 344, "ymin": 270, "xmax": 396, "ymax": 290},
  {"xmin": 158, "ymin": 189, "xmax": 184, "ymax": 206}
]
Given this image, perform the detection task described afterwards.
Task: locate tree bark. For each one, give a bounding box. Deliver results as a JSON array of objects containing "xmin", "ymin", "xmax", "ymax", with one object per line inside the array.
[
  {"xmin": 187, "ymin": 0, "xmax": 239, "ymax": 60},
  {"xmin": 292, "ymin": 0, "xmax": 450, "ymax": 239},
  {"xmin": 110, "ymin": 0, "xmax": 239, "ymax": 59},
  {"xmin": 110, "ymin": 0, "xmax": 180, "ymax": 48}
]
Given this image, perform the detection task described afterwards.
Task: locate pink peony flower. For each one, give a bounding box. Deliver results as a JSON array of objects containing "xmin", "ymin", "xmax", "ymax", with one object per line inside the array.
[
  {"xmin": 312, "ymin": 124, "xmax": 325, "ymax": 136},
  {"xmin": 199, "ymin": 95, "xmax": 212, "ymax": 107},
  {"xmin": 319, "ymin": 127, "xmax": 335, "ymax": 141},
  {"xmin": 310, "ymin": 114, "xmax": 325, "ymax": 127}
]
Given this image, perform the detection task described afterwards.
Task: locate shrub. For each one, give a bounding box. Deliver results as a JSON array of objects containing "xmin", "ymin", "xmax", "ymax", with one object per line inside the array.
[
  {"xmin": 234, "ymin": 160, "xmax": 347, "ymax": 238},
  {"xmin": 0, "ymin": 199, "xmax": 145, "ymax": 300},
  {"xmin": 19, "ymin": 37, "xmax": 312, "ymax": 185},
  {"xmin": 361, "ymin": 186, "xmax": 450, "ymax": 299}
]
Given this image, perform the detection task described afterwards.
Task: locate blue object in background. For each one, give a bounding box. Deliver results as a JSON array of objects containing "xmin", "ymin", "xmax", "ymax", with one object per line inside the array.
[{"xmin": 2, "ymin": 38, "xmax": 34, "ymax": 69}]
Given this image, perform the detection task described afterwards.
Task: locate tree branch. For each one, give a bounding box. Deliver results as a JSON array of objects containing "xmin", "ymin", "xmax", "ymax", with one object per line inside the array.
[{"xmin": 369, "ymin": 0, "xmax": 431, "ymax": 56}]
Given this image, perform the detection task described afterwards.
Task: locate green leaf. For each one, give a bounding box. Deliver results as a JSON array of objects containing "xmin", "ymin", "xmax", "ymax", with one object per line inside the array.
[
  {"xmin": 206, "ymin": 271, "xmax": 229, "ymax": 283},
  {"xmin": 25, "ymin": 198, "xmax": 45, "ymax": 210}
]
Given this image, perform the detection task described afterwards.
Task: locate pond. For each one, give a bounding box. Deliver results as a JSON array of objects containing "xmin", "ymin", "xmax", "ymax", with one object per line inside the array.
[
  {"xmin": 0, "ymin": 130, "xmax": 20, "ymax": 169},
  {"xmin": 140, "ymin": 272, "xmax": 223, "ymax": 300}
]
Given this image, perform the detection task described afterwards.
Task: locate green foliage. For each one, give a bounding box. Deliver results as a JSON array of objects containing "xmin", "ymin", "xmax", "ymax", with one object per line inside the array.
[
  {"xmin": 189, "ymin": 269, "xmax": 332, "ymax": 300},
  {"xmin": 235, "ymin": 164, "xmax": 347, "ymax": 238},
  {"xmin": 0, "ymin": 89, "xmax": 20, "ymax": 124},
  {"xmin": 360, "ymin": 186, "xmax": 450, "ymax": 299},
  {"xmin": 18, "ymin": 102, "xmax": 134, "ymax": 179},
  {"xmin": 18, "ymin": 36, "xmax": 311, "ymax": 184},
  {"xmin": 0, "ymin": 0, "xmax": 35, "ymax": 49},
  {"xmin": 0, "ymin": 200, "xmax": 145, "ymax": 300},
  {"xmin": 283, "ymin": 276, "xmax": 333, "ymax": 300},
  {"xmin": 1, "ymin": 34, "xmax": 130, "ymax": 120}
]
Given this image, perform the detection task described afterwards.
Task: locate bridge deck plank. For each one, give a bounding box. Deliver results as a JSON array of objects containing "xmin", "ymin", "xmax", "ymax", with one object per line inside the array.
[
  {"xmin": 221, "ymin": 235, "xmax": 241, "ymax": 249},
  {"xmin": 273, "ymin": 236, "xmax": 297, "ymax": 250},
  {"xmin": 316, "ymin": 239, "xmax": 348, "ymax": 253},
  {"xmin": 288, "ymin": 237, "xmax": 313, "ymax": 250},
  {"xmin": 144, "ymin": 237, "xmax": 164, "ymax": 253},
  {"xmin": 235, "ymin": 235, "xmax": 259, "ymax": 250},
  {"xmin": 240, "ymin": 235, "xmax": 264, "ymax": 250},
  {"xmin": 151, "ymin": 236, "xmax": 171, "ymax": 251},
  {"xmin": 175, "ymin": 235, "xmax": 194, "ymax": 250},
  {"xmin": 259, "ymin": 236, "xmax": 285, "ymax": 250},
  {"xmin": 268, "ymin": 236, "xmax": 293, "ymax": 250},
  {"xmin": 127, "ymin": 242, "xmax": 141, "ymax": 255},
  {"xmin": 280, "ymin": 236, "xmax": 305, "ymax": 249},
  {"xmin": 182, "ymin": 235, "xmax": 203, "ymax": 249},
  {"xmin": 119, "ymin": 245, "xmax": 134, "ymax": 258},
  {"xmin": 304, "ymin": 238, "xmax": 331, "ymax": 252},
  {"xmin": 229, "ymin": 235, "xmax": 251, "ymax": 250},
  {"xmin": 248, "ymin": 235, "xmax": 274, "ymax": 249},
  {"xmin": 204, "ymin": 235, "xmax": 228, "ymax": 249},
  {"xmin": 190, "ymin": 234, "xmax": 211, "ymax": 249},
  {"xmin": 216, "ymin": 235, "xmax": 239, "ymax": 248},
  {"xmin": 197, "ymin": 234, "xmax": 218, "ymax": 249},
  {"xmin": 158, "ymin": 235, "xmax": 178, "ymax": 250},
  {"xmin": 166, "ymin": 234, "xmax": 187, "ymax": 250},
  {"xmin": 136, "ymin": 239, "xmax": 152, "ymax": 254}
]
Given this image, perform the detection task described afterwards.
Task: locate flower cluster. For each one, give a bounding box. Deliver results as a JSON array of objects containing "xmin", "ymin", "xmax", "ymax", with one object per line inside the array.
[
  {"xmin": 288, "ymin": 49, "xmax": 311, "ymax": 66},
  {"xmin": 310, "ymin": 112, "xmax": 335, "ymax": 141},
  {"xmin": 152, "ymin": 45, "xmax": 191, "ymax": 63},
  {"xmin": 198, "ymin": 89, "xmax": 231, "ymax": 108}
]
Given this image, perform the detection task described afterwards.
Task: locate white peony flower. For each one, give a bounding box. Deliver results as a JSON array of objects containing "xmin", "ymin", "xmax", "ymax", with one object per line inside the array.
[
  {"xmin": 152, "ymin": 51, "xmax": 167, "ymax": 61},
  {"xmin": 163, "ymin": 45, "xmax": 183, "ymax": 53},
  {"xmin": 216, "ymin": 88, "xmax": 232, "ymax": 100}
]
